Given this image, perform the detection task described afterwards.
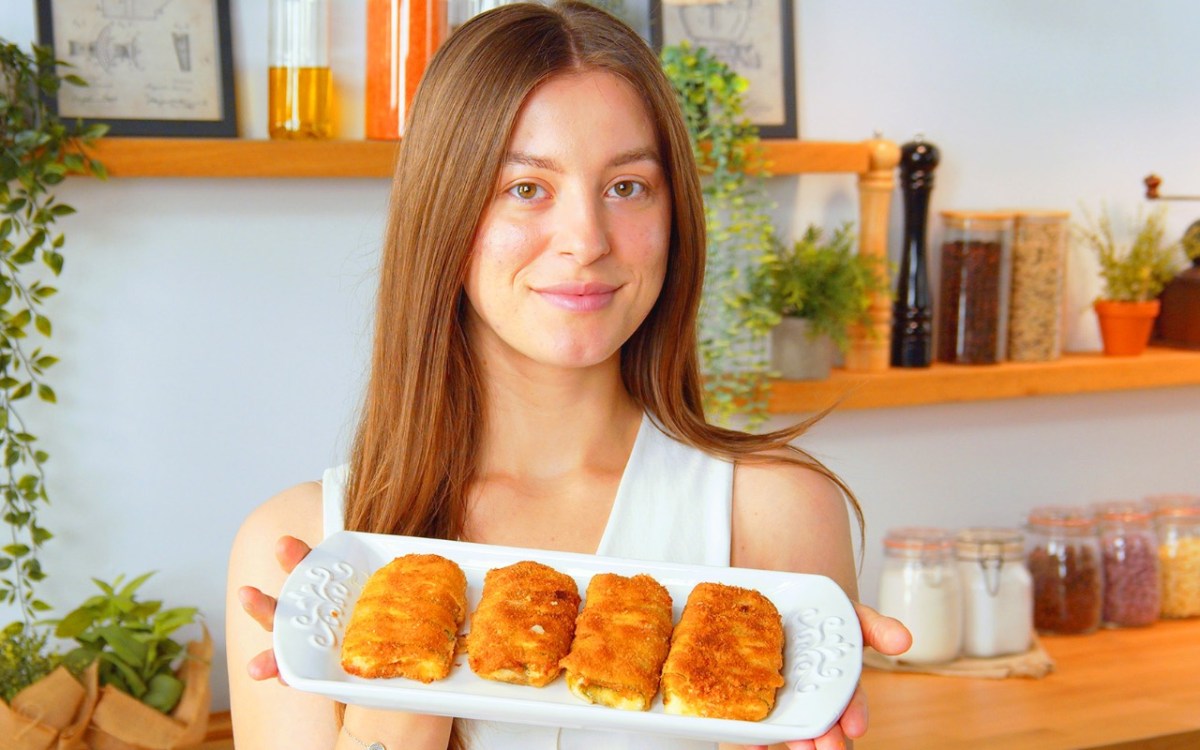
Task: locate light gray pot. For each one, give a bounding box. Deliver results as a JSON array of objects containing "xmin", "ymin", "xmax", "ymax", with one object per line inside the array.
[{"xmin": 770, "ymin": 317, "xmax": 835, "ymax": 380}]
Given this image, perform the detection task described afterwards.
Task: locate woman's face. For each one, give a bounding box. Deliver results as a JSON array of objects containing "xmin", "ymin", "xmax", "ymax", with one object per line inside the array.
[{"xmin": 463, "ymin": 70, "xmax": 671, "ymax": 373}]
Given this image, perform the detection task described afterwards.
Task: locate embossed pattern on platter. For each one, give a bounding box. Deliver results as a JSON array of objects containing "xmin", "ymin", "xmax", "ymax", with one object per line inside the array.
[
  {"xmin": 788, "ymin": 607, "xmax": 854, "ymax": 693},
  {"xmin": 287, "ymin": 560, "xmax": 362, "ymax": 650}
]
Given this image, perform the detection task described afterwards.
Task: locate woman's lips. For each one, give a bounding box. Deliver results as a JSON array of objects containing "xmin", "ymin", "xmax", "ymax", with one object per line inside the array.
[{"xmin": 534, "ymin": 282, "xmax": 620, "ymax": 312}]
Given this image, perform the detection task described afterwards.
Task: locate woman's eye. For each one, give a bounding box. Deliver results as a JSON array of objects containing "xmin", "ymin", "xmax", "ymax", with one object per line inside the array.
[
  {"xmin": 609, "ymin": 180, "xmax": 644, "ymax": 198},
  {"xmin": 509, "ymin": 183, "xmax": 543, "ymax": 200}
]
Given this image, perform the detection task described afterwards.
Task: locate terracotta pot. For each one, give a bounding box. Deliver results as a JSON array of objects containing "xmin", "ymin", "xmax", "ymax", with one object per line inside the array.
[
  {"xmin": 1094, "ymin": 299, "xmax": 1161, "ymax": 356},
  {"xmin": 770, "ymin": 317, "xmax": 835, "ymax": 380}
]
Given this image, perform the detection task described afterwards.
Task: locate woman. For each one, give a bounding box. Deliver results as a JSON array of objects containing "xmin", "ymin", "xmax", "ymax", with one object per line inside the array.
[{"xmin": 227, "ymin": 3, "xmax": 910, "ymax": 749}]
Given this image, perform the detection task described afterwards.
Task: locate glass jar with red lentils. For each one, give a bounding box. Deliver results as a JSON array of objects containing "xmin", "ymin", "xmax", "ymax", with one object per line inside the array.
[
  {"xmin": 1026, "ymin": 506, "xmax": 1103, "ymax": 635},
  {"xmin": 1093, "ymin": 501, "xmax": 1160, "ymax": 627}
]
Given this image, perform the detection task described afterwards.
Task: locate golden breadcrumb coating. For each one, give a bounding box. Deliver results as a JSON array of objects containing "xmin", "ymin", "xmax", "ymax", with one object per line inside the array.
[
  {"xmin": 466, "ymin": 560, "xmax": 581, "ymax": 687},
  {"xmin": 340, "ymin": 553, "xmax": 467, "ymax": 683},
  {"xmin": 559, "ymin": 572, "xmax": 674, "ymax": 711},
  {"xmin": 661, "ymin": 581, "xmax": 785, "ymax": 721}
]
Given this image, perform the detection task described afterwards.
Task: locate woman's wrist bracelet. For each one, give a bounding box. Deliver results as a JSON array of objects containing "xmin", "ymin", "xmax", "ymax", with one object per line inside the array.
[{"xmin": 343, "ymin": 726, "xmax": 386, "ymax": 750}]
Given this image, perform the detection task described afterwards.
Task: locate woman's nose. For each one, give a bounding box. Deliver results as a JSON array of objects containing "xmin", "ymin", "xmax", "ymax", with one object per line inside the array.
[{"xmin": 553, "ymin": 192, "xmax": 610, "ymax": 265}]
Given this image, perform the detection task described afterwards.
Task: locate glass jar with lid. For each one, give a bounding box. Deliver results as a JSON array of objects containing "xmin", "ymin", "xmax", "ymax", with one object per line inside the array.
[
  {"xmin": 1007, "ymin": 210, "xmax": 1069, "ymax": 362},
  {"xmin": 955, "ymin": 528, "xmax": 1032, "ymax": 657},
  {"xmin": 1093, "ymin": 500, "xmax": 1160, "ymax": 627},
  {"xmin": 1026, "ymin": 506, "xmax": 1103, "ymax": 635},
  {"xmin": 937, "ymin": 211, "xmax": 1013, "ymax": 365},
  {"xmin": 878, "ymin": 528, "xmax": 962, "ymax": 663},
  {"xmin": 1149, "ymin": 494, "xmax": 1200, "ymax": 618}
]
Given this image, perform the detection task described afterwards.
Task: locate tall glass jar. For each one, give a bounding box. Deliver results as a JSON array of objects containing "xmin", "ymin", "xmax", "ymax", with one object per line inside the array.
[
  {"xmin": 1150, "ymin": 495, "xmax": 1200, "ymax": 618},
  {"xmin": 365, "ymin": 0, "xmax": 448, "ymax": 140},
  {"xmin": 1007, "ymin": 210, "xmax": 1069, "ymax": 362},
  {"xmin": 955, "ymin": 528, "xmax": 1032, "ymax": 657},
  {"xmin": 269, "ymin": 0, "xmax": 333, "ymax": 139},
  {"xmin": 937, "ymin": 211, "xmax": 1013, "ymax": 364},
  {"xmin": 878, "ymin": 528, "xmax": 962, "ymax": 663},
  {"xmin": 1026, "ymin": 506, "xmax": 1103, "ymax": 635},
  {"xmin": 1093, "ymin": 501, "xmax": 1160, "ymax": 627}
]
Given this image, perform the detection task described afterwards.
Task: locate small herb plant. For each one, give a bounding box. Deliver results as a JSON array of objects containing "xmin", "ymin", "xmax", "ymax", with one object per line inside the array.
[
  {"xmin": 1076, "ymin": 205, "xmax": 1183, "ymax": 302},
  {"xmin": 746, "ymin": 223, "xmax": 891, "ymax": 352},
  {"xmin": 0, "ymin": 625, "xmax": 59, "ymax": 703},
  {"xmin": 52, "ymin": 573, "xmax": 199, "ymax": 714},
  {"xmin": 660, "ymin": 41, "xmax": 776, "ymax": 427}
]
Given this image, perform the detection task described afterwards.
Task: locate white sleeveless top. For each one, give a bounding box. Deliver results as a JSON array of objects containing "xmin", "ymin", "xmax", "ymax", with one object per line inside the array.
[{"xmin": 322, "ymin": 413, "xmax": 734, "ymax": 749}]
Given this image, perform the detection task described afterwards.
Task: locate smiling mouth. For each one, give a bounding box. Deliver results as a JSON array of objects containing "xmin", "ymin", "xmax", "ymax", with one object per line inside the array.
[{"xmin": 534, "ymin": 282, "xmax": 621, "ymax": 312}]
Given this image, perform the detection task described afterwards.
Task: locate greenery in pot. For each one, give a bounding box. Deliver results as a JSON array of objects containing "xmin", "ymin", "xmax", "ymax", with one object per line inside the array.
[
  {"xmin": 1, "ymin": 37, "xmax": 105, "ymax": 697},
  {"xmin": 745, "ymin": 223, "xmax": 891, "ymax": 353},
  {"xmin": 660, "ymin": 41, "xmax": 777, "ymax": 427},
  {"xmin": 1076, "ymin": 205, "xmax": 1184, "ymax": 302}
]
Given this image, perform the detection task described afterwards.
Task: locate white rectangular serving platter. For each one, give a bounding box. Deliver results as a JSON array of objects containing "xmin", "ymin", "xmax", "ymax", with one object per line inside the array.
[{"xmin": 274, "ymin": 531, "xmax": 862, "ymax": 745}]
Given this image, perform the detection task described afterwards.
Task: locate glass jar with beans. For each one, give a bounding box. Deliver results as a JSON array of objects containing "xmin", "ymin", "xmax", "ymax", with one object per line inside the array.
[
  {"xmin": 1026, "ymin": 506, "xmax": 1103, "ymax": 635},
  {"xmin": 1150, "ymin": 495, "xmax": 1200, "ymax": 619},
  {"xmin": 937, "ymin": 211, "xmax": 1013, "ymax": 365},
  {"xmin": 1093, "ymin": 501, "xmax": 1160, "ymax": 627},
  {"xmin": 1007, "ymin": 211, "xmax": 1069, "ymax": 362}
]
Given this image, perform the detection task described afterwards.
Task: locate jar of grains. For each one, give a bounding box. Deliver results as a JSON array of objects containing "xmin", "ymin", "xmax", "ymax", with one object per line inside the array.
[
  {"xmin": 878, "ymin": 528, "xmax": 962, "ymax": 663},
  {"xmin": 1007, "ymin": 211, "xmax": 1069, "ymax": 362},
  {"xmin": 1093, "ymin": 501, "xmax": 1160, "ymax": 627},
  {"xmin": 955, "ymin": 528, "xmax": 1033, "ymax": 657},
  {"xmin": 1150, "ymin": 495, "xmax": 1200, "ymax": 618},
  {"xmin": 937, "ymin": 211, "xmax": 1013, "ymax": 364},
  {"xmin": 1026, "ymin": 506, "xmax": 1103, "ymax": 635}
]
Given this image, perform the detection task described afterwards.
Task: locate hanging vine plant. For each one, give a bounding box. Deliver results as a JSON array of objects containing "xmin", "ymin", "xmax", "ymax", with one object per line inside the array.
[
  {"xmin": 660, "ymin": 41, "xmax": 777, "ymax": 427},
  {"xmin": 0, "ymin": 38, "xmax": 106, "ymax": 696}
]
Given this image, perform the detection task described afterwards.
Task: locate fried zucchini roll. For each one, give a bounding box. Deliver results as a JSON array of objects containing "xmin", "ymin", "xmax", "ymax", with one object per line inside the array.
[
  {"xmin": 340, "ymin": 553, "xmax": 467, "ymax": 683},
  {"xmin": 559, "ymin": 573, "xmax": 674, "ymax": 711},
  {"xmin": 466, "ymin": 560, "xmax": 581, "ymax": 687},
  {"xmin": 661, "ymin": 582, "xmax": 786, "ymax": 721}
]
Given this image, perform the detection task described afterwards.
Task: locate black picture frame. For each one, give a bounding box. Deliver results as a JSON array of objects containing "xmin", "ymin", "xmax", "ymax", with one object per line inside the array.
[
  {"xmin": 651, "ymin": 0, "xmax": 798, "ymax": 139},
  {"xmin": 36, "ymin": 0, "xmax": 237, "ymax": 137}
]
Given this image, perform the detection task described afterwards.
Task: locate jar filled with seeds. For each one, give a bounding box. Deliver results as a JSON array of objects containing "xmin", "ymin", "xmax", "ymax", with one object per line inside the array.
[
  {"xmin": 1150, "ymin": 495, "xmax": 1200, "ymax": 618},
  {"xmin": 1093, "ymin": 501, "xmax": 1160, "ymax": 627},
  {"xmin": 1007, "ymin": 211, "xmax": 1069, "ymax": 362},
  {"xmin": 937, "ymin": 211, "xmax": 1013, "ymax": 364},
  {"xmin": 1026, "ymin": 506, "xmax": 1103, "ymax": 635}
]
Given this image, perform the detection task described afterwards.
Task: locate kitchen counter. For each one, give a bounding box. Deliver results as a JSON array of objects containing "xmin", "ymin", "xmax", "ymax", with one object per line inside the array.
[
  {"xmin": 857, "ymin": 618, "xmax": 1200, "ymax": 749},
  {"xmin": 201, "ymin": 619, "xmax": 1200, "ymax": 749}
]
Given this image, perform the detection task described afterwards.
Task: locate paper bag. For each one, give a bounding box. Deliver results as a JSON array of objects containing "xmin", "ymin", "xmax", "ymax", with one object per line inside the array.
[
  {"xmin": 85, "ymin": 627, "xmax": 212, "ymax": 750},
  {"xmin": 0, "ymin": 662, "xmax": 99, "ymax": 750}
]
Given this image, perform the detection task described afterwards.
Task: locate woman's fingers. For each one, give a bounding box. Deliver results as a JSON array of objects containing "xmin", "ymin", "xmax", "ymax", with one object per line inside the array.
[
  {"xmin": 275, "ymin": 535, "xmax": 312, "ymax": 573},
  {"xmin": 837, "ymin": 683, "xmax": 868, "ymax": 739},
  {"xmin": 247, "ymin": 647, "xmax": 287, "ymax": 684},
  {"xmin": 239, "ymin": 585, "xmax": 277, "ymax": 631},
  {"xmin": 854, "ymin": 600, "xmax": 912, "ymax": 656}
]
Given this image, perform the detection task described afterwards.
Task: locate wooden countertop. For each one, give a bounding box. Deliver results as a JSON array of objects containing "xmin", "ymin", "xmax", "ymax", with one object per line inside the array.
[
  {"xmin": 857, "ymin": 618, "xmax": 1200, "ymax": 750},
  {"xmin": 201, "ymin": 619, "xmax": 1200, "ymax": 749}
]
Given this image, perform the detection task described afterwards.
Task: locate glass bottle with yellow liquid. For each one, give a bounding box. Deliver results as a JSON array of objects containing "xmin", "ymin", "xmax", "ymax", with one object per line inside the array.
[{"xmin": 269, "ymin": 0, "xmax": 332, "ymax": 139}]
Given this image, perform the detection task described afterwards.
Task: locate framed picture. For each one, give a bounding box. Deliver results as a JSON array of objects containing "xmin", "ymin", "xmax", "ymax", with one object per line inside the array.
[
  {"xmin": 651, "ymin": 0, "xmax": 797, "ymax": 139},
  {"xmin": 36, "ymin": 0, "xmax": 237, "ymax": 137}
]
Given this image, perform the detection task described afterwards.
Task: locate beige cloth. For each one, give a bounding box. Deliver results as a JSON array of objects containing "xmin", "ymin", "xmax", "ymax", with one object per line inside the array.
[{"xmin": 863, "ymin": 637, "xmax": 1056, "ymax": 680}]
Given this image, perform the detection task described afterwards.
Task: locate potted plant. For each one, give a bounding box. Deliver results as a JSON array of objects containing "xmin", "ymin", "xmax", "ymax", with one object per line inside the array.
[
  {"xmin": 1077, "ymin": 205, "xmax": 1184, "ymax": 356},
  {"xmin": 745, "ymin": 223, "xmax": 890, "ymax": 380},
  {"xmin": 660, "ymin": 41, "xmax": 777, "ymax": 425}
]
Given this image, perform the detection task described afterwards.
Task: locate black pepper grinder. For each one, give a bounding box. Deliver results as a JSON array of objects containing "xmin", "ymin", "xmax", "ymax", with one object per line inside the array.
[{"xmin": 891, "ymin": 135, "xmax": 941, "ymax": 368}]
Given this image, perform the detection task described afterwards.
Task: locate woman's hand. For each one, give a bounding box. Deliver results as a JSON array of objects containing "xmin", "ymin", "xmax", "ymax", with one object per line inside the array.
[
  {"xmin": 745, "ymin": 602, "xmax": 911, "ymax": 750},
  {"xmin": 236, "ymin": 535, "xmax": 313, "ymax": 683}
]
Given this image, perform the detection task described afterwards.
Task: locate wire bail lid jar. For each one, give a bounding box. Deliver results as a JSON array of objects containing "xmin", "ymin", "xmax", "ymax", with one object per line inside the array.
[
  {"xmin": 878, "ymin": 527, "xmax": 962, "ymax": 664},
  {"xmin": 955, "ymin": 528, "xmax": 1032, "ymax": 657},
  {"xmin": 1149, "ymin": 494, "xmax": 1200, "ymax": 618},
  {"xmin": 1093, "ymin": 500, "xmax": 1160, "ymax": 627},
  {"xmin": 1026, "ymin": 506, "xmax": 1103, "ymax": 635}
]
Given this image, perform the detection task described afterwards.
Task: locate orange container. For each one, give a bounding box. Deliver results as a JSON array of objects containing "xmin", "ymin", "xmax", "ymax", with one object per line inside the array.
[{"xmin": 366, "ymin": 0, "xmax": 448, "ymax": 140}]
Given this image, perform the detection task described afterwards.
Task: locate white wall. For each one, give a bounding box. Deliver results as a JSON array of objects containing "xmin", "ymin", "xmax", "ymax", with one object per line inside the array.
[{"xmin": 2, "ymin": 1, "xmax": 1197, "ymax": 712}]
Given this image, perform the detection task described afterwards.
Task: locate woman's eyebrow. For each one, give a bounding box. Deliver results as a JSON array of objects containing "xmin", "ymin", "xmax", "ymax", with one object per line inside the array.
[{"xmin": 503, "ymin": 146, "xmax": 661, "ymax": 173}]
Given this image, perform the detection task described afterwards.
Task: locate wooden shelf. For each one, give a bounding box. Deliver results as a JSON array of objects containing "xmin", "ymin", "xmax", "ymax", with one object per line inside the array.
[
  {"xmin": 85, "ymin": 137, "xmax": 873, "ymax": 178},
  {"xmin": 768, "ymin": 347, "xmax": 1200, "ymax": 413}
]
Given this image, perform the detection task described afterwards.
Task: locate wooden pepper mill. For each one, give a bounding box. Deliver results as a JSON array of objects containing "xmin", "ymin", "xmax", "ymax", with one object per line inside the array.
[{"xmin": 891, "ymin": 135, "xmax": 940, "ymax": 367}]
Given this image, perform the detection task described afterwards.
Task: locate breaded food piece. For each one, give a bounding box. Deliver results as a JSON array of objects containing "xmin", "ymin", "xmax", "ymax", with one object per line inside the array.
[
  {"xmin": 661, "ymin": 582, "xmax": 785, "ymax": 721},
  {"xmin": 466, "ymin": 560, "xmax": 581, "ymax": 687},
  {"xmin": 340, "ymin": 553, "xmax": 467, "ymax": 683},
  {"xmin": 559, "ymin": 573, "xmax": 673, "ymax": 711}
]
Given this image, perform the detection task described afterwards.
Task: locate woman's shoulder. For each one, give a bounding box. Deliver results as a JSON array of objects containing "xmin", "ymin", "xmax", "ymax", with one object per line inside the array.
[{"xmin": 233, "ymin": 480, "xmax": 325, "ymax": 552}]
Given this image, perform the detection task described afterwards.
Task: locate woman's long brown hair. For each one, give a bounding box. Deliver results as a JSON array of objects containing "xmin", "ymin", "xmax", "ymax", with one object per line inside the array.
[{"xmin": 339, "ymin": 2, "xmax": 862, "ymax": 743}]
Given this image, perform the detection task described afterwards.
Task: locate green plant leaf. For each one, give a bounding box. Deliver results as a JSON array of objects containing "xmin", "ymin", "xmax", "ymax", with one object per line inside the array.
[
  {"xmin": 54, "ymin": 606, "xmax": 98, "ymax": 638},
  {"xmin": 143, "ymin": 672, "xmax": 184, "ymax": 713},
  {"xmin": 97, "ymin": 624, "xmax": 150, "ymax": 669}
]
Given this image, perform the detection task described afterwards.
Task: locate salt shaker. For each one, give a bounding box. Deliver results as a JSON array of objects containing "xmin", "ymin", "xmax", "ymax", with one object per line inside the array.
[
  {"xmin": 878, "ymin": 528, "xmax": 962, "ymax": 663},
  {"xmin": 955, "ymin": 528, "xmax": 1032, "ymax": 657}
]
